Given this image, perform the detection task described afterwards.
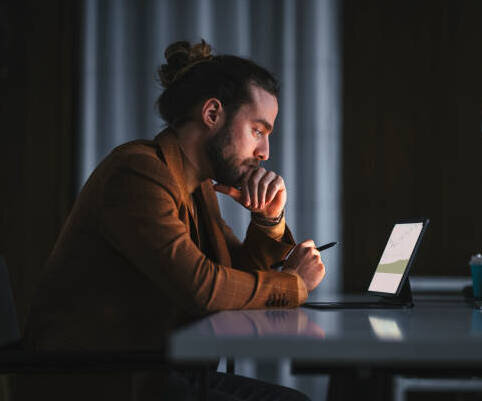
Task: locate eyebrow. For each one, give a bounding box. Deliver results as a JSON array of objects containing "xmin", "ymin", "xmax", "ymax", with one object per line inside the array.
[{"xmin": 253, "ymin": 119, "xmax": 273, "ymax": 133}]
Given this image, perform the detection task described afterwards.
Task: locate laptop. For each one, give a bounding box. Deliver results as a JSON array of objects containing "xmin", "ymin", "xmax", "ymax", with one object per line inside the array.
[{"xmin": 303, "ymin": 218, "xmax": 430, "ymax": 309}]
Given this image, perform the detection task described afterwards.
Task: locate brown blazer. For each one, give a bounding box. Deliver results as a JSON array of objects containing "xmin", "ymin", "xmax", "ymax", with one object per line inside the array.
[{"xmin": 24, "ymin": 130, "xmax": 307, "ymax": 352}]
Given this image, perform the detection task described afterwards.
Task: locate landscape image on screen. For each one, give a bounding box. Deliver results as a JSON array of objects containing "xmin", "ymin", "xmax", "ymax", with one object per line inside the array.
[{"xmin": 368, "ymin": 222, "xmax": 423, "ymax": 294}]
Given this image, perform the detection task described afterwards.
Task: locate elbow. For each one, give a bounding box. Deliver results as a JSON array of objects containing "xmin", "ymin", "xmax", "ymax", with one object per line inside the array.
[{"xmin": 188, "ymin": 262, "xmax": 221, "ymax": 315}]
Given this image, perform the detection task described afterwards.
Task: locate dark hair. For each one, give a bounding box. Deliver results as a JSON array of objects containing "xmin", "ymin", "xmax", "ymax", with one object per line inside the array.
[{"xmin": 157, "ymin": 40, "xmax": 279, "ymax": 128}]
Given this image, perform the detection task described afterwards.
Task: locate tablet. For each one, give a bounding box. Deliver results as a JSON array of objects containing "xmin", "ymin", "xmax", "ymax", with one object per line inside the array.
[{"xmin": 367, "ymin": 218, "xmax": 430, "ymax": 297}]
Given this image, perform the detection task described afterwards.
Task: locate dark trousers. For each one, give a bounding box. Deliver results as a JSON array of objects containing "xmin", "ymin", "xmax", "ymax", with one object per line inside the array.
[
  {"xmin": 15, "ymin": 368, "xmax": 310, "ymax": 401},
  {"xmin": 135, "ymin": 368, "xmax": 311, "ymax": 401}
]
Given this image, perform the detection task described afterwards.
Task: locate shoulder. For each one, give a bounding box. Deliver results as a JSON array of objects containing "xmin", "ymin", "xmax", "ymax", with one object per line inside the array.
[
  {"xmin": 101, "ymin": 139, "xmax": 181, "ymax": 201},
  {"xmin": 108, "ymin": 139, "xmax": 168, "ymax": 178},
  {"xmin": 111, "ymin": 139, "xmax": 161, "ymax": 164}
]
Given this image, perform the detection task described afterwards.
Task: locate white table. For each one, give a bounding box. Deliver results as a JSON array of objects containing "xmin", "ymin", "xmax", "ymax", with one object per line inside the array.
[
  {"xmin": 169, "ymin": 295, "xmax": 482, "ymax": 366},
  {"xmin": 168, "ymin": 295, "xmax": 482, "ymax": 400}
]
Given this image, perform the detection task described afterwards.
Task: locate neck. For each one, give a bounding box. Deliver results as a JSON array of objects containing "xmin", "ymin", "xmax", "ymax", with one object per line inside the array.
[{"xmin": 175, "ymin": 122, "xmax": 213, "ymax": 194}]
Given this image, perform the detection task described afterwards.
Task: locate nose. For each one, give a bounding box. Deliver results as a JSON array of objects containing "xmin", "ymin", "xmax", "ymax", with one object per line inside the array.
[{"xmin": 255, "ymin": 136, "xmax": 269, "ymax": 161}]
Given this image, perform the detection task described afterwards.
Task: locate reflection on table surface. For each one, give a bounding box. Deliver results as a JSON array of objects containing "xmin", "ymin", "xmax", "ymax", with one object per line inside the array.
[
  {"xmin": 180, "ymin": 295, "xmax": 480, "ymax": 341},
  {"xmin": 169, "ymin": 295, "xmax": 482, "ymax": 363},
  {"xmin": 200, "ymin": 309, "xmax": 325, "ymax": 338},
  {"xmin": 368, "ymin": 315, "xmax": 404, "ymax": 341},
  {"xmin": 471, "ymin": 309, "xmax": 482, "ymax": 335}
]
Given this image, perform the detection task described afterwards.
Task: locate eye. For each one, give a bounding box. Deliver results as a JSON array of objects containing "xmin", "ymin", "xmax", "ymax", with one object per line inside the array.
[{"xmin": 253, "ymin": 128, "xmax": 263, "ymax": 137}]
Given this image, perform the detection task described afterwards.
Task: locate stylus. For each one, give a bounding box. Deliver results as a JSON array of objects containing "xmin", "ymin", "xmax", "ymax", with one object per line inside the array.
[{"xmin": 270, "ymin": 241, "xmax": 337, "ymax": 269}]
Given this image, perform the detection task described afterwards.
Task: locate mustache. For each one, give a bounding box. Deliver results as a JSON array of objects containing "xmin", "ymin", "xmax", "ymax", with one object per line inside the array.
[{"xmin": 243, "ymin": 159, "xmax": 261, "ymax": 168}]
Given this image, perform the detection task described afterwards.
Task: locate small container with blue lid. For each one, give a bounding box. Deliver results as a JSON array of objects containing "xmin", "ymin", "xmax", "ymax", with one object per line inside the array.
[{"xmin": 470, "ymin": 253, "xmax": 482, "ymax": 299}]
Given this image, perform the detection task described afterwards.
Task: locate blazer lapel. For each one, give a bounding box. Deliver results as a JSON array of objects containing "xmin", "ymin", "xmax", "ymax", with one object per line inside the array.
[
  {"xmin": 199, "ymin": 181, "xmax": 232, "ymax": 267},
  {"xmin": 154, "ymin": 130, "xmax": 229, "ymax": 265}
]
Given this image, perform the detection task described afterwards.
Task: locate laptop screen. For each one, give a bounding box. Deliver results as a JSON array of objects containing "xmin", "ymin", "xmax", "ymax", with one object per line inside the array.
[{"xmin": 368, "ymin": 222, "xmax": 424, "ymax": 294}]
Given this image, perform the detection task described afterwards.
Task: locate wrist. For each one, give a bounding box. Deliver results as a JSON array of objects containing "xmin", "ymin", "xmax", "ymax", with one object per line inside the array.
[{"xmin": 251, "ymin": 209, "xmax": 284, "ymax": 226}]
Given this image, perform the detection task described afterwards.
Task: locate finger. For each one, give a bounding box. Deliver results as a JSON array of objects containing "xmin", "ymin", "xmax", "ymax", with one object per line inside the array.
[
  {"xmin": 258, "ymin": 171, "xmax": 276, "ymax": 209},
  {"xmin": 240, "ymin": 168, "xmax": 257, "ymax": 208},
  {"xmin": 311, "ymin": 248, "xmax": 321, "ymax": 260},
  {"xmin": 265, "ymin": 176, "xmax": 284, "ymax": 206},
  {"xmin": 299, "ymin": 239, "xmax": 316, "ymax": 248},
  {"xmin": 248, "ymin": 168, "xmax": 266, "ymax": 209},
  {"xmin": 292, "ymin": 240, "xmax": 313, "ymax": 254},
  {"xmin": 292, "ymin": 240, "xmax": 314, "ymax": 258},
  {"xmin": 213, "ymin": 184, "xmax": 242, "ymax": 203},
  {"xmin": 319, "ymin": 261, "xmax": 326, "ymax": 278}
]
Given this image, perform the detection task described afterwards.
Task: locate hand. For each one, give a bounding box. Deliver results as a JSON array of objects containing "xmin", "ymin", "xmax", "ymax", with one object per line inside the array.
[
  {"xmin": 214, "ymin": 167, "xmax": 286, "ymax": 219},
  {"xmin": 282, "ymin": 240, "xmax": 326, "ymax": 292}
]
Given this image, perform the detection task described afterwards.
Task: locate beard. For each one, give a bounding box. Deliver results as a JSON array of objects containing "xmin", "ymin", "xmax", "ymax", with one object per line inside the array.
[{"xmin": 206, "ymin": 121, "xmax": 259, "ymax": 187}]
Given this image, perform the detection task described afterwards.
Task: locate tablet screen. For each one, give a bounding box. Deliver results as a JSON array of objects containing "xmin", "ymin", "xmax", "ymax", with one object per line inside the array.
[{"xmin": 368, "ymin": 222, "xmax": 424, "ymax": 294}]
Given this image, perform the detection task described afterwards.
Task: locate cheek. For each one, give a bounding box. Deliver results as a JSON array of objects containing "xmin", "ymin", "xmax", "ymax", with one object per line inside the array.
[
  {"xmin": 227, "ymin": 121, "xmax": 257, "ymax": 159},
  {"xmin": 236, "ymin": 128, "xmax": 256, "ymax": 153}
]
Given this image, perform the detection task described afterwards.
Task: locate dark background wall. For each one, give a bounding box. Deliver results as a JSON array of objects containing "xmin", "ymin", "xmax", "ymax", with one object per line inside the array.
[
  {"xmin": 342, "ymin": 0, "xmax": 482, "ymax": 292},
  {"xmin": 1, "ymin": 0, "xmax": 481, "ymax": 325},
  {"xmin": 0, "ymin": 0, "xmax": 78, "ymax": 327}
]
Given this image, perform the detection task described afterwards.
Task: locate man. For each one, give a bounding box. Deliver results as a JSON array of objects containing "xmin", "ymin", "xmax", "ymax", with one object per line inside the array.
[{"xmin": 18, "ymin": 40, "xmax": 326, "ymax": 400}]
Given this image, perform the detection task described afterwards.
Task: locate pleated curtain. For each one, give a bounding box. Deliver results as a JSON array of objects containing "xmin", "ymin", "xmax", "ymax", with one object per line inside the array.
[{"xmin": 78, "ymin": 0, "xmax": 342, "ymax": 296}]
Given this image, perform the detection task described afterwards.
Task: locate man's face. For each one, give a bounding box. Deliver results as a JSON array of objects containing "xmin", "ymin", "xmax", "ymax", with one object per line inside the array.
[{"xmin": 206, "ymin": 85, "xmax": 278, "ymax": 187}]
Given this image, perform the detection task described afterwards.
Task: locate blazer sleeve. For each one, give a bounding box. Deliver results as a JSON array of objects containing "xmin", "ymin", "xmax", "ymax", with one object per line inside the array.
[
  {"xmin": 216, "ymin": 212, "xmax": 297, "ymax": 272},
  {"xmin": 99, "ymin": 153, "xmax": 308, "ymax": 314}
]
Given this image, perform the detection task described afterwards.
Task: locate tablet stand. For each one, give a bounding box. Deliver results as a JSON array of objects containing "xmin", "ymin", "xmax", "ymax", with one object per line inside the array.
[
  {"xmin": 303, "ymin": 278, "xmax": 415, "ymax": 310},
  {"xmin": 380, "ymin": 279, "xmax": 414, "ymax": 308}
]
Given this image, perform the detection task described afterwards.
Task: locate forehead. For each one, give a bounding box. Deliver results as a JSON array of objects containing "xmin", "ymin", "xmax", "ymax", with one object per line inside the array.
[{"xmin": 236, "ymin": 84, "xmax": 278, "ymax": 127}]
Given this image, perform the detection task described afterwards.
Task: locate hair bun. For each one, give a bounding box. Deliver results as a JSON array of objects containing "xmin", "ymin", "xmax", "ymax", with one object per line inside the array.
[{"xmin": 159, "ymin": 39, "xmax": 213, "ymax": 88}]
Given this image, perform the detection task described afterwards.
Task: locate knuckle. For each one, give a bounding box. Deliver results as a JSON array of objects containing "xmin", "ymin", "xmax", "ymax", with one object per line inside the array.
[
  {"xmin": 262, "ymin": 173, "xmax": 274, "ymax": 184},
  {"xmin": 253, "ymin": 168, "xmax": 264, "ymax": 180}
]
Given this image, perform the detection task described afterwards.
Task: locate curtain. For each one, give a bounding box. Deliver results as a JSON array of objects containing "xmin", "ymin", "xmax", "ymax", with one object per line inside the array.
[{"xmin": 78, "ymin": 0, "xmax": 342, "ymax": 296}]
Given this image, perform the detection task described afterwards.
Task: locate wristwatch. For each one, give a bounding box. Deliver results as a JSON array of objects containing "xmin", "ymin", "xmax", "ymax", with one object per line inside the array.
[{"xmin": 252, "ymin": 209, "xmax": 284, "ymax": 226}]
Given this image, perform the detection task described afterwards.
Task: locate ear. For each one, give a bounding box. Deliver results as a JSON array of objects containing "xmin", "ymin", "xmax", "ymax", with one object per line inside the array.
[{"xmin": 201, "ymin": 98, "xmax": 223, "ymax": 129}]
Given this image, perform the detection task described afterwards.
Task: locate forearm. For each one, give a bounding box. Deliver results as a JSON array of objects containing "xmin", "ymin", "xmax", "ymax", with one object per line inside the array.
[{"xmin": 229, "ymin": 214, "xmax": 296, "ymax": 271}]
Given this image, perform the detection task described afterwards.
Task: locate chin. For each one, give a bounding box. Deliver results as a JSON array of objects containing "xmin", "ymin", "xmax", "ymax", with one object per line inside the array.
[
  {"xmin": 213, "ymin": 160, "xmax": 244, "ymax": 187},
  {"xmin": 214, "ymin": 171, "xmax": 241, "ymax": 188}
]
